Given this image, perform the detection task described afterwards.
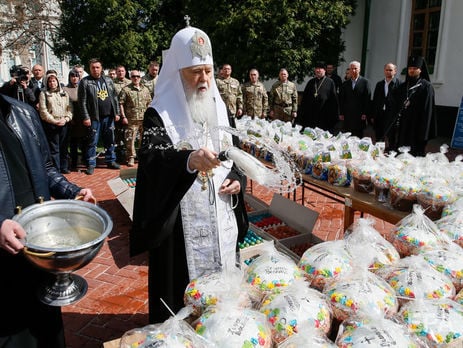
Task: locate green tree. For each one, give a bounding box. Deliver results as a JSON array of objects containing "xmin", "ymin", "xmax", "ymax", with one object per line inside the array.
[
  {"xmin": 186, "ymin": 0, "xmax": 356, "ymax": 82},
  {"xmin": 55, "ymin": 0, "xmax": 356, "ymax": 80},
  {"xmin": 54, "ymin": 0, "xmax": 166, "ymax": 70}
]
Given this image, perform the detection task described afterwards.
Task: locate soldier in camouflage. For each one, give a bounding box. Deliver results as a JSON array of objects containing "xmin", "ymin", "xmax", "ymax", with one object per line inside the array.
[
  {"xmin": 269, "ymin": 68, "xmax": 298, "ymax": 123},
  {"xmin": 119, "ymin": 70, "xmax": 152, "ymax": 166},
  {"xmin": 112, "ymin": 65, "xmax": 131, "ymax": 162},
  {"xmin": 241, "ymin": 68, "xmax": 268, "ymax": 119},
  {"xmin": 141, "ymin": 61, "xmax": 159, "ymax": 98},
  {"xmin": 216, "ymin": 64, "xmax": 243, "ymax": 127}
]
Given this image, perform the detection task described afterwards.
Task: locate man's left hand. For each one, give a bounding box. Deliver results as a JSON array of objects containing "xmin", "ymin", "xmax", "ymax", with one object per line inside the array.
[{"xmin": 219, "ymin": 178, "xmax": 241, "ymax": 195}]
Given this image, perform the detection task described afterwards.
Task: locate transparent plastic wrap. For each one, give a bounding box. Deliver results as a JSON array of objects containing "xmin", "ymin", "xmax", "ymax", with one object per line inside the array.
[
  {"xmin": 376, "ymin": 255, "xmax": 456, "ymax": 306},
  {"xmin": 420, "ymin": 242, "xmax": 463, "ymax": 292},
  {"xmin": 322, "ymin": 268, "xmax": 398, "ymax": 321},
  {"xmin": 386, "ymin": 204, "xmax": 451, "ymax": 257},
  {"xmin": 436, "ymin": 197, "xmax": 463, "ymax": 248},
  {"xmin": 259, "ymin": 278, "xmax": 332, "ymax": 344},
  {"xmin": 335, "ymin": 313, "xmax": 426, "ymax": 348},
  {"xmin": 192, "ymin": 302, "xmax": 272, "ymax": 348},
  {"xmin": 455, "ymin": 288, "xmax": 463, "ymax": 305},
  {"xmin": 311, "ymin": 150, "xmax": 331, "ymax": 181},
  {"xmin": 298, "ymin": 240, "xmax": 354, "ymax": 291},
  {"xmin": 184, "ymin": 267, "xmax": 252, "ymax": 318},
  {"xmin": 119, "ymin": 307, "xmax": 211, "ymax": 348},
  {"xmin": 344, "ymin": 217, "xmax": 400, "ymax": 271},
  {"xmin": 372, "ymin": 165, "xmax": 399, "ymax": 203},
  {"xmin": 389, "ymin": 176, "xmax": 422, "ymax": 212},
  {"xmin": 398, "ymin": 298, "xmax": 463, "ymax": 347},
  {"xmin": 327, "ymin": 159, "xmax": 351, "ymax": 187},
  {"xmin": 349, "ymin": 155, "xmax": 379, "ymax": 193},
  {"xmin": 276, "ymin": 323, "xmax": 337, "ymax": 348},
  {"xmin": 416, "ymin": 182, "xmax": 457, "ymax": 221},
  {"xmin": 245, "ymin": 243, "xmax": 304, "ymax": 300}
]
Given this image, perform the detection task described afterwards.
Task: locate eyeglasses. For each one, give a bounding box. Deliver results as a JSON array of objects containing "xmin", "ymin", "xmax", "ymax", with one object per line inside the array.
[{"xmin": 131, "ymin": 75, "xmax": 141, "ymax": 78}]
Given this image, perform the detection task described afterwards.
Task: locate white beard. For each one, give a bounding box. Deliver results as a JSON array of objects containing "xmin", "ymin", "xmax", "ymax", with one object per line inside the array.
[{"xmin": 185, "ymin": 84, "xmax": 218, "ymax": 129}]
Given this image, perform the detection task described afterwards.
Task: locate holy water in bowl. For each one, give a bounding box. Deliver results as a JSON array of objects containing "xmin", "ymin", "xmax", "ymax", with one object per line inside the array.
[{"xmin": 27, "ymin": 227, "xmax": 101, "ymax": 249}]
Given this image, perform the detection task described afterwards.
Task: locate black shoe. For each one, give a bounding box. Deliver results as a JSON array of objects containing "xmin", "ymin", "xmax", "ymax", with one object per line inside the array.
[
  {"xmin": 107, "ymin": 162, "xmax": 120, "ymax": 170},
  {"xmin": 86, "ymin": 166, "xmax": 95, "ymax": 175},
  {"xmin": 61, "ymin": 169, "xmax": 71, "ymax": 174}
]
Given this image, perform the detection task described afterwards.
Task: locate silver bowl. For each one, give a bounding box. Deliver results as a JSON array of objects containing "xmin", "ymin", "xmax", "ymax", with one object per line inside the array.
[{"xmin": 13, "ymin": 200, "xmax": 113, "ymax": 306}]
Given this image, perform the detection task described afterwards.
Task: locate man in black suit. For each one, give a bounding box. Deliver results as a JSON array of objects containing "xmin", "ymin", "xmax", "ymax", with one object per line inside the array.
[
  {"xmin": 338, "ymin": 60, "xmax": 371, "ymax": 138},
  {"xmin": 371, "ymin": 63, "xmax": 402, "ymax": 142}
]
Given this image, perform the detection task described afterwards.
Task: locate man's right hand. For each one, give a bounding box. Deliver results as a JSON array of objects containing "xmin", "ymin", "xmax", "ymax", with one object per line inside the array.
[{"xmin": 187, "ymin": 147, "xmax": 220, "ymax": 172}]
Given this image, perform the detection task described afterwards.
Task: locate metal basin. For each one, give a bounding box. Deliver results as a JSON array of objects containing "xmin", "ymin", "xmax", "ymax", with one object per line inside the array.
[{"xmin": 13, "ymin": 200, "xmax": 113, "ymax": 306}]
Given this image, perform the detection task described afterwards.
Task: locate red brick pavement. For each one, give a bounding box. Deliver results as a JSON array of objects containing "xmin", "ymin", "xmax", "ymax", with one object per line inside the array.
[{"xmin": 60, "ymin": 163, "xmax": 395, "ymax": 347}]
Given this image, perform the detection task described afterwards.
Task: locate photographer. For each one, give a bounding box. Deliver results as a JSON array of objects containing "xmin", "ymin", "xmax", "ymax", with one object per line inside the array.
[{"xmin": 0, "ymin": 65, "xmax": 36, "ymax": 106}]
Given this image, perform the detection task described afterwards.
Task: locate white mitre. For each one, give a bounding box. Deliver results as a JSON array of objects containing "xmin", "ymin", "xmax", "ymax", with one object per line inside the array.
[{"xmin": 149, "ymin": 26, "xmax": 228, "ymax": 146}]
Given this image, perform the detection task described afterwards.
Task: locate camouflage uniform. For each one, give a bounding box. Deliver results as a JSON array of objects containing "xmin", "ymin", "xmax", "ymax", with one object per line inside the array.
[
  {"xmin": 269, "ymin": 80, "xmax": 298, "ymax": 122},
  {"xmin": 113, "ymin": 77, "xmax": 131, "ymax": 97},
  {"xmin": 141, "ymin": 74, "xmax": 158, "ymax": 98},
  {"xmin": 241, "ymin": 81, "xmax": 268, "ymax": 119},
  {"xmin": 119, "ymin": 83, "xmax": 152, "ymax": 163},
  {"xmin": 216, "ymin": 76, "xmax": 243, "ymax": 117},
  {"xmin": 112, "ymin": 77, "xmax": 131, "ymax": 162}
]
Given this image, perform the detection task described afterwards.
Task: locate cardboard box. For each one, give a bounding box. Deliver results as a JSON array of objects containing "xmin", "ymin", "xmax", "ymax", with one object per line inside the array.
[
  {"xmin": 278, "ymin": 233, "xmax": 324, "ymax": 261},
  {"xmin": 107, "ymin": 168, "xmax": 137, "ymax": 220},
  {"xmin": 239, "ymin": 225, "xmax": 275, "ymax": 268},
  {"xmin": 248, "ymin": 193, "xmax": 319, "ymax": 241},
  {"xmin": 102, "ymin": 338, "xmax": 120, "ymax": 348},
  {"xmin": 244, "ymin": 193, "xmax": 269, "ymax": 213}
]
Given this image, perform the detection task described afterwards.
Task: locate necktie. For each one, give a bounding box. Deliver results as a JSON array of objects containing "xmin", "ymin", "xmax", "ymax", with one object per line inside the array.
[{"xmin": 352, "ymin": 80, "xmax": 356, "ymax": 90}]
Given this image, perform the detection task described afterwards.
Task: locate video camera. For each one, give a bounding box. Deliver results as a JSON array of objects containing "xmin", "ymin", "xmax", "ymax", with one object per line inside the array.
[{"xmin": 9, "ymin": 65, "xmax": 30, "ymax": 82}]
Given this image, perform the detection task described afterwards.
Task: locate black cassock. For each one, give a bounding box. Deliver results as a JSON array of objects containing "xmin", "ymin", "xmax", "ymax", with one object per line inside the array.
[
  {"xmin": 296, "ymin": 76, "xmax": 339, "ymax": 133},
  {"xmin": 130, "ymin": 107, "xmax": 248, "ymax": 323},
  {"xmin": 389, "ymin": 79, "xmax": 437, "ymax": 156}
]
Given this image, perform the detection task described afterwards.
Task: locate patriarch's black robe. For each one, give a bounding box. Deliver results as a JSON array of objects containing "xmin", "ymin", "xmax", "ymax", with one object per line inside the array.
[{"xmin": 130, "ymin": 107, "xmax": 248, "ymax": 323}]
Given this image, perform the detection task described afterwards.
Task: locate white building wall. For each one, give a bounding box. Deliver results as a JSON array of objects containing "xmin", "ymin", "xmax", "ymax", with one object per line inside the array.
[{"xmin": 351, "ymin": 0, "xmax": 463, "ymax": 109}]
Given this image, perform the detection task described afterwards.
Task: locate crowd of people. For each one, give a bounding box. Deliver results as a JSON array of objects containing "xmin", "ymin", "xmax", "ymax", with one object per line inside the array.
[
  {"xmin": 216, "ymin": 57, "xmax": 435, "ymax": 157},
  {"xmin": 0, "ymin": 51, "xmax": 436, "ymax": 176},
  {"xmin": 0, "ymin": 59, "xmax": 159, "ymax": 175}
]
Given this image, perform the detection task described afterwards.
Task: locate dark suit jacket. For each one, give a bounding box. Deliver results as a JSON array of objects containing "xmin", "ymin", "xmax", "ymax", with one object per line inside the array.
[
  {"xmin": 371, "ymin": 77, "xmax": 401, "ymax": 140},
  {"xmin": 339, "ymin": 76, "xmax": 371, "ymax": 137}
]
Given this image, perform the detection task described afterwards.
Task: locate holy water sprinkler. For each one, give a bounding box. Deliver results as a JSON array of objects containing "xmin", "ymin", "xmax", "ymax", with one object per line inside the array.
[{"xmin": 218, "ymin": 147, "xmax": 281, "ymax": 187}]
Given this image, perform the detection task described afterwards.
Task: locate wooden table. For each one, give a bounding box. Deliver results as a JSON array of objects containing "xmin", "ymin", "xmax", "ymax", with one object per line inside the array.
[{"xmin": 301, "ymin": 175, "xmax": 408, "ymax": 231}]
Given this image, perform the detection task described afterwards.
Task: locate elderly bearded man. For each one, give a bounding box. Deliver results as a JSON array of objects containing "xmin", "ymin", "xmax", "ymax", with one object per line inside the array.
[{"xmin": 131, "ymin": 26, "xmax": 249, "ymax": 323}]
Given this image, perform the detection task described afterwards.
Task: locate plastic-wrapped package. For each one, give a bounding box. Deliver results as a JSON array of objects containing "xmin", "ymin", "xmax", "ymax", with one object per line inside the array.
[
  {"xmin": 399, "ymin": 298, "xmax": 463, "ymax": 347},
  {"xmin": 376, "ymin": 255, "xmax": 456, "ymax": 306},
  {"xmin": 455, "ymin": 288, "xmax": 463, "ymax": 305},
  {"xmin": 193, "ymin": 303, "xmax": 272, "ymax": 348},
  {"xmin": 259, "ymin": 279, "xmax": 332, "ymax": 343},
  {"xmin": 344, "ymin": 217, "xmax": 400, "ymax": 271},
  {"xmin": 276, "ymin": 323, "xmax": 337, "ymax": 348},
  {"xmin": 389, "ymin": 176, "xmax": 422, "ymax": 212},
  {"xmin": 349, "ymin": 156, "xmax": 379, "ymax": 193},
  {"xmin": 335, "ymin": 314, "xmax": 425, "ymax": 348},
  {"xmin": 416, "ymin": 182, "xmax": 457, "ymax": 221},
  {"xmin": 436, "ymin": 197, "xmax": 463, "ymax": 248},
  {"xmin": 420, "ymin": 243, "xmax": 463, "ymax": 292},
  {"xmin": 119, "ymin": 307, "xmax": 211, "ymax": 348},
  {"xmin": 298, "ymin": 240, "xmax": 354, "ymax": 291},
  {"xmin": 245, "ymin": 244, "xmax": 304, "ymax": 299},
  {"xmin": 184, "ymin": 268, "xmax": 252, "ymax": 318},
  {"xmin": 327, "ymin": 160, "xmax": 351, "ymax": 187},
  {"xmin": 386, "ymin": 204, "xmax": 451, "ymax": 257},
  {"xmin": 323, "ymin": 268, "xmax": 398, "ymax": 321}
]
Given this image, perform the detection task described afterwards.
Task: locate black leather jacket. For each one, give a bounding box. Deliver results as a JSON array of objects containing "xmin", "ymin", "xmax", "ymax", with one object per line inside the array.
[
  {"xmin": 0, "ymin": 94, "xmax": 81, "ymax": 226},
  {"xmin": 78, "ymin": 75, "xmax": 120, "ymax": 121}
]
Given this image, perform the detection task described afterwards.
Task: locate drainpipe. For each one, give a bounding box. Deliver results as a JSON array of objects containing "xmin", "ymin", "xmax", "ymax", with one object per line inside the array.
[{"xmin": 361, "ymin": 0, "xmax": 371, "ymax": 69}]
